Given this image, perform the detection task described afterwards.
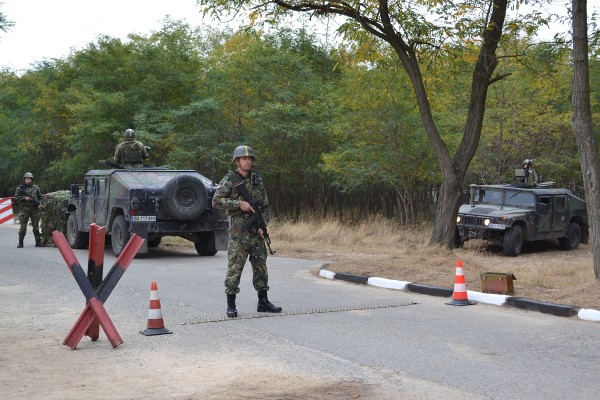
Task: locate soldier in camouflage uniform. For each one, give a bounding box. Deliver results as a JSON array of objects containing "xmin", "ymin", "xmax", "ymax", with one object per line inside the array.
[
  {"xmin": 40, "ymin": 190, "xmax": 70, "ymax": 247},
  {"xmin": 212, "ymin": 145, "xmax": 282, "ymax": 318},
  {"xmin": 14, "ymin": 172, "xmax": 43, "ymax": 248},
  {"xmin": 114, "ymin": 128, "xmax": 149, "ymax": 168}
]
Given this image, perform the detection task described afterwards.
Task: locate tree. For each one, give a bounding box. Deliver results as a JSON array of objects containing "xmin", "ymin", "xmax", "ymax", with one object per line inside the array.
[
  {"xmin": 199, "ymin": 0, "xmax": 515, "ymax": 246},
  {"xmin": 571, "ymin": 0, "xmax": 600, "ymax": 279},
  {"xmin": 0, "ymin": 4, "xmax": 14, "ymax": 34}
]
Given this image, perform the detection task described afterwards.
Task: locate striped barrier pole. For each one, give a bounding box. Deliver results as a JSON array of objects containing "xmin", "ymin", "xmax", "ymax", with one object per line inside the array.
[
  {"xmin": 86, "ymin": 224, "xmax": 106, "ymax": 341},
  {"xmin": 0, "ymin": 197, "xmax": 15, "ymax": 224}
]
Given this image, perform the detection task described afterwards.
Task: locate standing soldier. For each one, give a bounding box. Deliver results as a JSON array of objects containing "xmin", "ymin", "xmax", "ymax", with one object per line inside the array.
[
  {"xmin": 212, "ymin": 145, "xmax": 282, "ymax": 318},
  {"xmin": 114, "ymin": 128, "xmax": 149, "ymax": 168},
  {"xmin": 15, "ymin": 172, "xmax": 43, "ymax": 248}
]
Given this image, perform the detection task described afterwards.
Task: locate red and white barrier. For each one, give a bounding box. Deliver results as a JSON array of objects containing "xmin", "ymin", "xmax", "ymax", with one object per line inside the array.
[{"xmin": 0, "ymin": 197, "xmax": 14, "ymax": 224}]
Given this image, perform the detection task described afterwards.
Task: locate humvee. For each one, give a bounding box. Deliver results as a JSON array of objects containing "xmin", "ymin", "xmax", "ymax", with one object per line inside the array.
[
  {"xmin": 66, "ymin": 166, "xmax": 229, "ymax": 256},
  {"xmin": 455, "ymin": 183, "xmax": 589, "ymax": 256}
]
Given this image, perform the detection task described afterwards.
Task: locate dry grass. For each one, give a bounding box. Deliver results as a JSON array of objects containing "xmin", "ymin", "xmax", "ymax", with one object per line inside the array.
[
  {"xmin": 162, "ymin": 217, "xmax": 600, "ymax": 309},
  {"xmin": 269, "ymin": 217, "xmax": 600, "ymax": 310}
]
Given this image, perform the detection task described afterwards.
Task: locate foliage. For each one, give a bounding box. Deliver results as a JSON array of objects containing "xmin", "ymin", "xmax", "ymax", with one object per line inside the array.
[{"xmin": 0, "ymin": 16, "xmax": 597, "ymax": 224}]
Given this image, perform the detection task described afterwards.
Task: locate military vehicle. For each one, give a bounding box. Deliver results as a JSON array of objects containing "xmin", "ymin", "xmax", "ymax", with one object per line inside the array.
[
  {"xmin": 455, "ymin": 183, "xmax": 589, "ymax": 256},
  {"xmin": 66, "ymin": 166, "xmax": 229, "ymax": 256}
]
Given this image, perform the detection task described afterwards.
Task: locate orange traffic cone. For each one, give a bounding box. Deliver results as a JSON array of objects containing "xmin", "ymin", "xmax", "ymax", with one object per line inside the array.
[
  {"xmin": 446, "ymin": 260, "xmax": 476, "ymax": 306},
  {"xmin": 140, "ymin": 281, "xmax": 173, "ymax": 336}
]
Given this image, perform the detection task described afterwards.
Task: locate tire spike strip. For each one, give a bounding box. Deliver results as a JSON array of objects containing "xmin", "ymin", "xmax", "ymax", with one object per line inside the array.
[{"xmin": 181, "ymin": 300, "xmax": 416, "ymax": 325}]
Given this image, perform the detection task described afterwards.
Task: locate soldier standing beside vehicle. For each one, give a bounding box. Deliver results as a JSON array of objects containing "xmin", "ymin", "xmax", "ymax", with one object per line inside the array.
[
  {"xmin": 114, "ymin": 128, "xmax": 149, "ymax": 168},
  {"xmin": 212, "ymin": 145, "xmax": 282, "ymax": 318},
  {"xmin": 14, "ymin": 172, "xmax": 43, "ymax": 248}
]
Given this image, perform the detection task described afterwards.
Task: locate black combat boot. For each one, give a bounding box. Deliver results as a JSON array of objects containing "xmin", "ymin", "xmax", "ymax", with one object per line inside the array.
[
  {"xmin": 257, "ymin": 290, "xmax": 282, "ymax": 313},
  {"xmin": 34, "ymin": 234, "xmax": 43, "ymax": 248},
  {"xmin": 17, "ymin": 237, "xmax": 24, "ymax": 248},
  {"xmin": 227, "ymin": 294, "xmax": 238, "ymax": 318}
]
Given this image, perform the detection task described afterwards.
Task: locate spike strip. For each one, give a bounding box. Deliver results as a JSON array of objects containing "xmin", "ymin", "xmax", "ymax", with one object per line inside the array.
[{"xmin": 180, "ymin": 300, "xmax": 416, "ymax": 325}]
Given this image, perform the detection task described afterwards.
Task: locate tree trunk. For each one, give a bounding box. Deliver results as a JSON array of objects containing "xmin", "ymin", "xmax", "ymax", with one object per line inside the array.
[
  {"xmin": 571, "ymin": 0, "xmax": 600, "ymax": 279},
  {"xmin": 428, "ymin": 0, "xmax": 508, "ymax": 246}
]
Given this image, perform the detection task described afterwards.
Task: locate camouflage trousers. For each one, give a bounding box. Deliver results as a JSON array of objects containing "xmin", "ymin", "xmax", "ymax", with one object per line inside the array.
[
  {"xmin": 224, "ymin": 226, "xmax": 270, "ymax": 295},
  {"xmin": 18, "ymin": 208, "xmax": 40, "ymax": 239}
]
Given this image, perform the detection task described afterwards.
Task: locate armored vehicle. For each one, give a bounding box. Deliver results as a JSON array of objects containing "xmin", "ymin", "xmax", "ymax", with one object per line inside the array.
[
  {"xmin": 66, "ymin": 167, "xmax": 229, "ymax": 256},
  {"xmin": 455, "ymin": 183, "xmax": 589, "ymax": 256}
]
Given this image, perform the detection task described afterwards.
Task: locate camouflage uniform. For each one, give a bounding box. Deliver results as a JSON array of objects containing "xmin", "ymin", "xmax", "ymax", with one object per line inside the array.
[
  {"xmin": 14, "ymin": 181, "xmax": 43, "ymax": 246},
  {"xmin": 114, "ymin": 140, "xmax": 149, "ymax": 168},
  {"xmin": 40, "ymin": 190, "xmax": 70, "ymax": 247},
  {"xmin": 212, "ymin": 170, "xmax": 271, "ymax": 295}
]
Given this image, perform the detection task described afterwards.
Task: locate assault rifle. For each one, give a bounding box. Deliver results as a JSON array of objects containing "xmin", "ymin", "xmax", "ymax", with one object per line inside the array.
[
  {"xmin": 235, "ymin": 182, "xmax": 274, "ymax": 255},
  {"xmin": 17, "ymin": 185, "xmax": 44, "ymax": 209},
  {"xmin": 99, "ymin": 159, "xmax": 124, "ymax": 169}
]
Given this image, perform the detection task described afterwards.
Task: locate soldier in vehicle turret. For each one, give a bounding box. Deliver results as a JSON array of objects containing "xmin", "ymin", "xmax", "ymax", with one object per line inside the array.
[
  {"xmin": 114, "ymin": 128, "xmax": 149, "ymax": 168},
  {"xmin": 520, "ymin": 159, "xmax": 538, "ymax": 187}
]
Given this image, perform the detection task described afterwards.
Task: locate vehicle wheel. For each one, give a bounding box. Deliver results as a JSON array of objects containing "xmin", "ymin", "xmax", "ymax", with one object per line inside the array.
[
  {"xmin": 163, "ymin": 175, "xmax": 208, "ymax": 221},
  {"xmin": 194, "ymin": 232, "xmax": 217, "ymax": 256},
  {"xmin": 453, "ymin": 227, "xmax": 464, "ymax": 249},
  {"xmin": 559, "ymin": 222, "xmax": 581, "ymax": 250},
  {"xmin": 148, "ymin": 236, "xmax": 162, "ymax": 248},
  {"xmin": 111, "ymin": 215, "xmax": 131, "ymax": 257},
  {"xmin": 503, "ymin": 224, "xmax": 523, "ymax": 257},
  {"xmin": 67, "ymin": 212, "xmax": 88, "ymax": 249}
]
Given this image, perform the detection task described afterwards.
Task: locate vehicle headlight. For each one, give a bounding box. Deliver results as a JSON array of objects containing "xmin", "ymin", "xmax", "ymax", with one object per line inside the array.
[
  {"xmin": 456, "ymin": 215, "xmax": 462, "ymax": 224},
  {"xmin": 484, "ymin": 218, "xmax": 491, "ymax": 226}
]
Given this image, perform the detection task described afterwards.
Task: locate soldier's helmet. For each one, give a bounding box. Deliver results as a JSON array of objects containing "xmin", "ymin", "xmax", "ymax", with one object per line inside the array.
[
  {"xmin": 124, "ymin": 129, "xmax": 135, "ymax": 140},
  {"xmin": 523, "ymin": 159, "xmax": 533, "ymax": 167},
  {"xmin": 232, "ymin": 145, "xmax": 255, "ymax": 162},
  {"xmin": 23, "ymin": 172, "xmax": 34, "ymax": 180}
]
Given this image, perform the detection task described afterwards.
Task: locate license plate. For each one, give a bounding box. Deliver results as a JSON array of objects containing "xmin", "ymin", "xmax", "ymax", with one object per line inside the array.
[
  {"xmin": 130, "ymin": 216, "xmax": 156, "ymax": 222},
  {"xmin": 488, "ymin": 223, "xmax": 506, "ymax": 230}
]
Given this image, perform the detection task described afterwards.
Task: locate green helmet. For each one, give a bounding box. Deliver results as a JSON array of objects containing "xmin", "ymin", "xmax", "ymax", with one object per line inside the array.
[
  {"xmin": 232, "ymin": 145, "xmax": 255, "ymax": 162},
  {"xmin": 124, "ymin": 129, "xmax": 135, "ymax": 140},
  {"xmin": 23, "ymin": 172, "xmax": 33, "ymax": 180}
]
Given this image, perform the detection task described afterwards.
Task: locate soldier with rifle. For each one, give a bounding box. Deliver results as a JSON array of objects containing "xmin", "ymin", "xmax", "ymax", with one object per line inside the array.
[
  {"xmin": 522, "ymin": 159, "xmax": 539, "ymax": 187},
  {"xmin": 14, "ymin": 172, "xmax": 44, "ymax": 248},
  {"xmin": 212, "ymin": 145, "xmax": 282, "ymax": 318},
  {"xmin": 114, "ymin": 128, "xmax": 149, "ymax": 168}
]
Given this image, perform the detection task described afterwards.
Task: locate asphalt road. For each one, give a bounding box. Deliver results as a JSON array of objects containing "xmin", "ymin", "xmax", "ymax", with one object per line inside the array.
[{"xmin": 1, "ymin": 224, "xmax": 600, "ymax": 399}]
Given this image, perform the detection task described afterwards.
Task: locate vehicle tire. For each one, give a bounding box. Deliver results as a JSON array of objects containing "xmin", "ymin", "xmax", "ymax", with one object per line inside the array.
[
  {"xmin": 559, "ymin": 222, "xmax": 581, "ymax": 251},
  {"xmin": 453, "ymin": 227, "xmax": 464, "ymax": 249},
  {"xmin": 111, "ymin": 215, "xmax": 131, "ymax": 257},
  {"xmin": 67, "ymin": 212, "xmax": 88, "ymax": 249},
  {"xmin": 194, "ymin": 232, "xmax": 217, "ymax": 256},
  {"xmin": 148, "ymin": 236, "xmax": 162, "ymax": 248},
  {"xmin": 503, "ymin": 224, "xmax": 523, "ymax": 257},
  {"xmin": 163, "ymin": 175, "xmax": 208, "ymax": 221}
]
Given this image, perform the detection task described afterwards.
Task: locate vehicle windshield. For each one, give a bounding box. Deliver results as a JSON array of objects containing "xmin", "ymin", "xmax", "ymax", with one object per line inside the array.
[{"xmin": 477, "ymin": 188, "xmax": 535, "ymax": 208}]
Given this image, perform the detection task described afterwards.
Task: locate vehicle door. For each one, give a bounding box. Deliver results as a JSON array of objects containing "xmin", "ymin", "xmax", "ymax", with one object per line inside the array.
[
  {"xmin": 94, "ymin": 176, "xmax": 109, "ymax": 226},
  {"xmin": 81, "ymin": 177, "xmax": 95, "ymax": 226},
  {"xmin": 552, "ymin": 195, "xmax": 568, "ymax": 233},
  {"xmin": 537, "ymin": 195, "xmax": 552, "ymax": 234}
]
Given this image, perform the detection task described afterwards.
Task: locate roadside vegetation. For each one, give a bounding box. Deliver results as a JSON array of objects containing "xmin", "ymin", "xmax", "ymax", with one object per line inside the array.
[{"xmin": 163, "ymin": 218, "xmax": 600, "ymax": 310}]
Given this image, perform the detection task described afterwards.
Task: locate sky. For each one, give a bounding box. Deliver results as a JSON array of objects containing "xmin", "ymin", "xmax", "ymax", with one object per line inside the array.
[
  {"xmin": 0, "ymin": 1, "xmax": 595, "ymax": 73},
  {"xmin": 0, "ymin": 0, "xmax": 229, "ymax": 72}
]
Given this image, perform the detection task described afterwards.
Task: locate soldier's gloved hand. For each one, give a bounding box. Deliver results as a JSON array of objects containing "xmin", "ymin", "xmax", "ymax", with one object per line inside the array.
[{"xmin": 239, "ymin": 200, "xmax": 255, "ymax": 214}]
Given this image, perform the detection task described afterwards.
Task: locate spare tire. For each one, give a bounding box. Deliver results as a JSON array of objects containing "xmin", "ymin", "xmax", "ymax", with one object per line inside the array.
[{"xmin": 163, "ymin": 174, "xmax": 208, "ymax": 220}]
